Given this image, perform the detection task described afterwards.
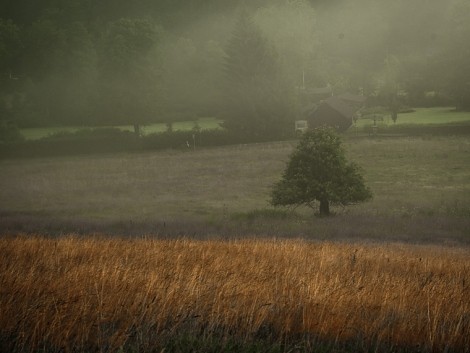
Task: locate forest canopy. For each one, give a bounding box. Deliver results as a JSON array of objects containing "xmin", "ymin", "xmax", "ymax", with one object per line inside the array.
[{"xmin": 1, "ymin": 0, "xmax": 469, "ymax": 130}]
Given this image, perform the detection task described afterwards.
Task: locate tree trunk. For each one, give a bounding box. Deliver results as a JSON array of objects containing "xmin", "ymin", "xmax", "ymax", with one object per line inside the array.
[{"xmin": 319, "ymin": 199, "xmax": 330, "ymax": 216}]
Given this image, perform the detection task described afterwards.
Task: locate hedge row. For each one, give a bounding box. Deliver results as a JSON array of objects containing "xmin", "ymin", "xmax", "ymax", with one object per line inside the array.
[
  {"xmin": 1, "ymin": 123, "xmax": 469, "ymax": 159},
  {"xmin": 0, "ymin": 129, "xmax": 288, "ymax": 159}
]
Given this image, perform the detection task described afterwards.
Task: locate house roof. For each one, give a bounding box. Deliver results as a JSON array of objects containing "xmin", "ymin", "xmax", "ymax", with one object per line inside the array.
[
  {"xmin": 302, "ymin": 102, "xmax": 318, "ymax": 115},
  {"xmin": 322, "ymin": 96, "xmax": 357, "ymax": 119}
]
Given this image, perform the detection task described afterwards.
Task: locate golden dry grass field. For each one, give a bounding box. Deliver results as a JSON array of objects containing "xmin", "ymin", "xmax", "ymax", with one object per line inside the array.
[{"xmin": 1, "ymin": 236, "xmax": 469, "ymax": 353}]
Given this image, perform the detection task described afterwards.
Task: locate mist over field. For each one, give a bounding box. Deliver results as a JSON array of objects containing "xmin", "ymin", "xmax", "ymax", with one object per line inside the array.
[{"xmin": 1, "ymin": 0, "xmax": 469, "ymax": 131}]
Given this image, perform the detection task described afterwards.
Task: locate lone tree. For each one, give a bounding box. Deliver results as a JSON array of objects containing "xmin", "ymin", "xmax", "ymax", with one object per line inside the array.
[{"xmin": 271, "ymin": 127, "xmax": 372, "ymax": 216}]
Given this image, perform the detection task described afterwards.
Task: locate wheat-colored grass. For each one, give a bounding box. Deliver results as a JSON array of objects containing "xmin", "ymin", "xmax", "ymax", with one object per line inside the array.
[{"xmin": 1, "ymin": 236, "xmax": 469, "ymax": 352}]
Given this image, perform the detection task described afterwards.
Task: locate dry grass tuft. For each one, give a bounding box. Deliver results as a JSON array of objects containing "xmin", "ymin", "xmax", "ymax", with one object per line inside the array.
[{"xmin": 1, "ymin": 235, "xmax": 469, "ymax": 352}]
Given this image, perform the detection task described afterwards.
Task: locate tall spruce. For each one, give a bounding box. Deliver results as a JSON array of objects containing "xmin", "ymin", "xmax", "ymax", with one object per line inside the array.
[
  {"xmin": 222, "ymin": 12, "xmax": 293, "ymax": 140},
  {"xmin": 98, "ymin": 18, "xmax": 163, "ymax": 130}
]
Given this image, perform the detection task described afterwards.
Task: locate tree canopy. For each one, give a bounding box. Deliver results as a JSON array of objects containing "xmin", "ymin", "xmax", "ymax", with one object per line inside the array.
[
  {"xmin": 271, "ymin": 127, "xmax": 372, "ymax": 216},
  {"xmin": 221, "ymin": 12, "xmax": 293, "ymax": 140},
  {"xmin": 97, "ymin": 18, "xmax": 162, "ymax": 127}
]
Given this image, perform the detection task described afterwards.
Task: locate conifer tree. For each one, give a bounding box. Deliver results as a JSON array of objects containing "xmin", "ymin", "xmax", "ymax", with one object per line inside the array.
[{"xmin": 222, "ymin": 12, "xmax": 292, "ymax": 140}]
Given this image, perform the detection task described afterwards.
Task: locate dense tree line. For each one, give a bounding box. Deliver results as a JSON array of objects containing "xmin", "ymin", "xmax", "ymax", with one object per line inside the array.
[{"xmin": 1, "ymin": 0, "xmax": 469, "ymax": 139}]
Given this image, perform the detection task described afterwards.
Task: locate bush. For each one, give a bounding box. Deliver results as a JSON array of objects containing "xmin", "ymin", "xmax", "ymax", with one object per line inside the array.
[
  {"xmin": 0, "ymin": 128, "xmax": 139, "ymax": 158},
  {"xmin": 0, "ymin": 120, "xmax": 24, "ymax": 144},
  {"xmin": 0, "ymin": 127, "xmax": 295, "ymax": 159}
]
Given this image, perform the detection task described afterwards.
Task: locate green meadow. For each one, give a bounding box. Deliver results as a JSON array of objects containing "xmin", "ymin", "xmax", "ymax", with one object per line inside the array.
[
  {"xmin": 19, "ymin": 117, "xmax": 222, "ymax": 140},
  {"xmin": 356, "ymin": 107, "xmax": 470, "ymax": 127}
]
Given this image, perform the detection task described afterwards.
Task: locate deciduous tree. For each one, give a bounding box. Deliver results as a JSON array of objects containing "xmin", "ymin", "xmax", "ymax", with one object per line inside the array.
[{"xmin": 271, "ymin": 127, "xmax": 372, "ymax": 216}]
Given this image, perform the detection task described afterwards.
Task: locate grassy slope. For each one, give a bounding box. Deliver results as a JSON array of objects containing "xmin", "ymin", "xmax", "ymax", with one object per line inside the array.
[
  {"xmin": 398, "ymin": 107, "xmax": 470, "ymax": 125},
  {"xmin": 356, "ymin": 107, "xmax": 470, "ymax": 127},
  {"xmin": 0, "ymin": 135, "xmax": 469, "ymax": 243}
]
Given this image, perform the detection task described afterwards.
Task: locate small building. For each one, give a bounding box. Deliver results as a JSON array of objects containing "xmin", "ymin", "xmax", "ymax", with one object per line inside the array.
[
  {"xmin": 306, "ymin": 95, "xmax": 366, "ymax": 132},
  {"xmin": 294, "ymin": 120, "xmax": 308, "ymax": 134}
]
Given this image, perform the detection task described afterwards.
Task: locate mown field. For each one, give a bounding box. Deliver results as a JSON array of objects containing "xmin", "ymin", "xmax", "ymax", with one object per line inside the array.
[
  {"xmin": 0, "ymin": 134, "xmax": 469, "ymax": 243},
  {"xmin": 1, "ymin": 236, "xmax": 469, "ymax": 353}
]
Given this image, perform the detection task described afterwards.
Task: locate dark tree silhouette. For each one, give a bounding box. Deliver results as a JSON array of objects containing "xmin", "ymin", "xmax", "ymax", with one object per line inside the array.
[{"xmin": 221, "ymin": 12, "xmax": 292, "ymax": 140}]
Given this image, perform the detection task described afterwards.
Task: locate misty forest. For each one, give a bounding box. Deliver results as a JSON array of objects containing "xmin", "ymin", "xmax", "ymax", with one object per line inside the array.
[
  {"xmin": 1, "ymin": 0, "xmax": 469, "ymax": 133},
  {"xmin": 1, "ymin": 1, "xmax": 470, "ymax": 353}
]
